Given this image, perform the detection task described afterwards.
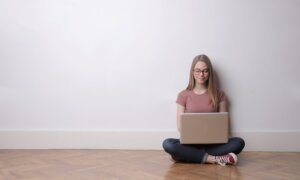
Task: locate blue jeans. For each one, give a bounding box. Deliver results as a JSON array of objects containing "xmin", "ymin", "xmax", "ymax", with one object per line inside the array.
[{"xmin": 162, "ymin": 137, "xmax": 245, "ymax": 163}]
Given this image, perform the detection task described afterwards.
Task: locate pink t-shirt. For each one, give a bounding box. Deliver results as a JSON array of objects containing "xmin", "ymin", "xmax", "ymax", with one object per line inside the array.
[{"xmin": 176, "ymin": 89, "xmax": 226, "ymax": 113}]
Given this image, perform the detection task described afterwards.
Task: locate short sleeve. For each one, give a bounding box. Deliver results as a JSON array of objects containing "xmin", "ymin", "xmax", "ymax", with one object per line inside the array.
[{"xmin": 176, "ymin": 90, "xmax": 187, "ymax": 107}]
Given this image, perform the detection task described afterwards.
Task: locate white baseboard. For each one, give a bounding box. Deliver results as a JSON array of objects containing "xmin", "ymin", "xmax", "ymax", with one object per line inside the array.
[
  {"xmin": 231, "ymin": 131, "xmax": 300, "ymax": 152},
  {"xmin": 0, "ymin": 130, "xmax": 299, "ymax": 152},
  {"xmin": 0, "ymin": 130, "xmax": 178, "ymax": 150}
]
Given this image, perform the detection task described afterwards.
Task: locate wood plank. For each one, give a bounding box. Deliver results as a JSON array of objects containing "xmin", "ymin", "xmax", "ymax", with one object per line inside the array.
[{"xmin": 0, "ymin": 150, "xmax": 299, "ymax": 179}]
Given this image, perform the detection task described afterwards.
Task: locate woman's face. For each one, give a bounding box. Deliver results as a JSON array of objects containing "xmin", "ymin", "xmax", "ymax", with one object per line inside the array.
[{"xmin": 193, "ymin": 61, "xmax": 209, "ymax": 85}]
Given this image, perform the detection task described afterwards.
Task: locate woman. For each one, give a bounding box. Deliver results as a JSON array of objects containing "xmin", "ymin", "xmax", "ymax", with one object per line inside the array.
[{"xmin": 162, "ymin": 54, "xmax": 245, "ymax": 166}]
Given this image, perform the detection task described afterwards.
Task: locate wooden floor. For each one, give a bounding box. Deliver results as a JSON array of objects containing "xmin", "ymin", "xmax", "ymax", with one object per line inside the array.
[{"xmin": 0, "ymin": 150, "xmax": 299, "ymax": 180}]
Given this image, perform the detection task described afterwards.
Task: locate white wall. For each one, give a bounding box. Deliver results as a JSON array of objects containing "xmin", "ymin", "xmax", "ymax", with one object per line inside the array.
[{"xmin": 0, "ymin": 0, "xmax": 299, "ymax": 151}]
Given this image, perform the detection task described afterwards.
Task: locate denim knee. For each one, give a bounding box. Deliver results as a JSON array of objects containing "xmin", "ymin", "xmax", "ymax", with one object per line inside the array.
[
  {"xmin": 162, "ymin": 138, "xmax": 178, "ymax": 154},
  {"xmin": 231, "ymin": 137, "xmax": 245, "ymax": 154}
]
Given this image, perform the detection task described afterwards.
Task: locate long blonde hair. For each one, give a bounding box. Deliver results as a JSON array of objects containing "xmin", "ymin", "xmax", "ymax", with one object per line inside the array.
[{"xmin": 186, "ymin": 54, "xmax": 219, "ymax": 109}]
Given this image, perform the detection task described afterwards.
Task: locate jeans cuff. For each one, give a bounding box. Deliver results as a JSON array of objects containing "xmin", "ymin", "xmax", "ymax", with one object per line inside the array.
[{"xmin": 202, "ymin": 153, "xmax": 208, "ymax": 163}]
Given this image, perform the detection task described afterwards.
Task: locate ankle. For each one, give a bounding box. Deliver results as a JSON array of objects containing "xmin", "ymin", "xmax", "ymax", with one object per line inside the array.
[{"xmin": 205, "ymin": 155, "xmax": 217, "ymax": 164}]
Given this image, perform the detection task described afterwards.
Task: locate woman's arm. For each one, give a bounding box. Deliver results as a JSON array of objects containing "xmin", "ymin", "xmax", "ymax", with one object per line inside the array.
[
  {"xmin": 219, "ymin": 100, "xmax": 228, "ymax": 112},
  {"xmin": 176, "ymin": 104, "xmax": 185, "ymax": 132}
]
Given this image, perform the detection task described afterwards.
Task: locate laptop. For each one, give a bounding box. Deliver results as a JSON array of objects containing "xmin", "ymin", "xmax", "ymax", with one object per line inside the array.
[{"xmin": 179, "ymin": 112, "xmax": 229, "ymax": 144}]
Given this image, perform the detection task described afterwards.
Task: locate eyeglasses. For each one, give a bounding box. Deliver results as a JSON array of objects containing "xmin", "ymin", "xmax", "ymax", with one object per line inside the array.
[{"xmin": 194, "ymin": 68, "xmax": 209, "ymax": 75}]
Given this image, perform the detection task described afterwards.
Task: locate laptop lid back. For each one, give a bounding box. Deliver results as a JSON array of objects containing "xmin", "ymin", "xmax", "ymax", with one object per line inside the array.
[{"xmin": 180, "ymin": 112, "xmax": 229, "ymax": 144}]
